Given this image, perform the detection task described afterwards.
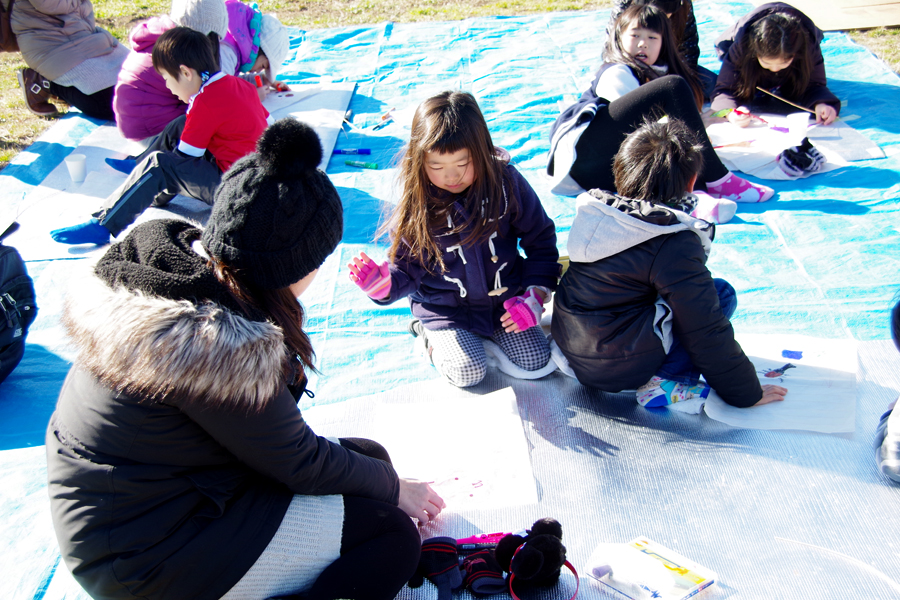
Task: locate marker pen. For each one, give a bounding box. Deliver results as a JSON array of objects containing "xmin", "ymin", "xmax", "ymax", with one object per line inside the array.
[
  {"xmin": 345, "ymin": 160, "xmax": 378, "ymax": 169},
  {"xmin": 457, "ymin": 542, "xmax": 499, "ymax": 553},
  {"xmin": 333, "ymin": 149, "xmax": 372, "ymax": 155},
  {"xmin": 254, "ymin": 75, "xmax": 263, "ymax": 88}
]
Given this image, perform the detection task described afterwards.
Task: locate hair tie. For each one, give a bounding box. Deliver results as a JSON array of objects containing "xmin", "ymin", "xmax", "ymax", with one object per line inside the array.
[{"xmin": 200, "ymin": 71, "xmax": 211, "ymax": 83}]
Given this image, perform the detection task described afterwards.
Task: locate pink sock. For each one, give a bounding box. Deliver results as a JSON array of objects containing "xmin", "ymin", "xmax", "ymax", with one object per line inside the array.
[
  {"xmin": 691, "ymin": 191, "xmax": 737, "ymax": 224},
  {"xmin": 706, "ymin": 172, "xmax": 774, "ymax": 203}
]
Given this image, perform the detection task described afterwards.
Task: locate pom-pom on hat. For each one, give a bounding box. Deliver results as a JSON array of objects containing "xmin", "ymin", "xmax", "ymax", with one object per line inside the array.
[
  {"xmin": 258, "ymin": 14, "xmax": 289, "ymax": 78},
  {"xmin": 170, "ymin": 0, "xmax": 229, "ymax": 39},
  {"xmin": 202, "ymin": 118, "xmax": 343, "ymax": 290}
]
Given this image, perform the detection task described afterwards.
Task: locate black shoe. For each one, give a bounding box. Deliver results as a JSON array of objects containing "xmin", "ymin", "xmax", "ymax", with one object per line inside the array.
[
  {"xmin": 152, "ymin": 190, "xmax": 176, "ymax": 207},
  {"xmin": 407, "ymin": 319, "xmax": 434, "ymax": 364},
  {"xmin": 408, "ymin": 318, "xmax": 424, "ymax": 338}
]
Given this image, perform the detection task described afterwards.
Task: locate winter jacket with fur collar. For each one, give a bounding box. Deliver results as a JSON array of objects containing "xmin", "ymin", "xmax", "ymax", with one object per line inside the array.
[
  {"xmin": 46, "ymin": 220, "xmax": 399, "ymax": 600},
  {"xmin": 551, "ymin": 190, "xmax": 762, "ymax": 407}
]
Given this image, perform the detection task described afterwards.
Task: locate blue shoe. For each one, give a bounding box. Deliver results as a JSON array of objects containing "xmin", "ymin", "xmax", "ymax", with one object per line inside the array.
[
  {"xmin": 105, "ymin": 157, "xmax": 137, "ymax": 175},
  {"xmin": 50, "ymin": 218, "xmax": 110, "ymax": 245}
]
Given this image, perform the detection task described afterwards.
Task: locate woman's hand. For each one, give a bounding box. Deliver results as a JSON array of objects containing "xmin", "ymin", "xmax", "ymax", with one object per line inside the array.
[
  {"xmin": 814, "ymin": 103, "xmax": 837, "ymax": 125},
  {"xmin": 727, "ymin": 106, "xmax": 752, "ymax": 128},
  {"xmin": 398, "ymin": 478, "xmax": 445, "ymax": 525},
  {"xmin": 755, "ymin": 384, "xmax": 788, "ymax": 406}
]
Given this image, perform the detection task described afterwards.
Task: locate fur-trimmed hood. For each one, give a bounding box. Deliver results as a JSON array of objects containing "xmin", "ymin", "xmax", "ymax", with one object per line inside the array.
[{"xmin": 63, "ymin": 273, "xmax": 288, "ymax": 410}]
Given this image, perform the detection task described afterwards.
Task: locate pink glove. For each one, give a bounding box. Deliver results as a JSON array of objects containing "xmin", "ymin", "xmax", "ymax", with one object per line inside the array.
[
  {"xmin": 502, "ymin": 288, "xmax": 544, "ymax": 331},
  {"xmin": 349, "ymin": 253, "xmax": 391, "ymax": 300}
]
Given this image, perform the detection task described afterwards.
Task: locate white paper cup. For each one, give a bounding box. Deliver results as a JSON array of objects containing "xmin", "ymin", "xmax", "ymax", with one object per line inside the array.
[
  {"xmin": 786, "ymin": 112, "xmax": 809, "ymax": 144},
  {"xmin": 65, "ymin": 153, "xmax": 87, "ymax": 184}
]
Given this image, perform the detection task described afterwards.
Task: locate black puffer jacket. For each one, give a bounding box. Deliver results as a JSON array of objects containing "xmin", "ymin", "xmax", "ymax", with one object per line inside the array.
[
  {"xmin": 551, "ymin": 190, "xmax": 763, "ymax": 407},
  {"xmin": 46, "ymin": 220, "xmax": 399, "ymax": 600}
]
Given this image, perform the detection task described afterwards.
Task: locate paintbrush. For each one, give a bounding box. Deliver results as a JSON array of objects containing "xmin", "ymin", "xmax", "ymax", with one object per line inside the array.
[{"xmin": 755, "ymin": 87, "xmax": 816, "ymax": 114}]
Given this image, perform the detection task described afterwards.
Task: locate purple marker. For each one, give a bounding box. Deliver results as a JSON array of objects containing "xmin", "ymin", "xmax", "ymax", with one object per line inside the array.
[{"xmin": 333, "ymin": 149, "xmax": 372, "ymax": 155}]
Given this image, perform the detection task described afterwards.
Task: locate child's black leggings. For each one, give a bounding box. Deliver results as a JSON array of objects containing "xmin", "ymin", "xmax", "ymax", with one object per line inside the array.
[{"xmin": 568, "ymin": 74, "xmax": 730, "ymax": 193}]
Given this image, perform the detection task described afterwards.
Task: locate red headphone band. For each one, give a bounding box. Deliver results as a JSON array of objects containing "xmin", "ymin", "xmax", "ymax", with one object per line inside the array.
[{"xmin": 507, "ymin": 542, "xmax": 580, "ymax": 600}]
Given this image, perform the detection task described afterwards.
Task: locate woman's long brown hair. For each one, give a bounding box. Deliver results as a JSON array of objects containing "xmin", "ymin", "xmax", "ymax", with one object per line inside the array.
[
  {"xmin": 382, "ymin": 91, "xmax": 510, "ymax": 273},
  {"xmin": 209, "ymin": 255, "xmax": 316, "ymax": 386}
]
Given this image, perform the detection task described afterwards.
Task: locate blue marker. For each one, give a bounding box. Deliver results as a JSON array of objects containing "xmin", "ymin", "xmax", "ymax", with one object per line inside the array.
[{"xmin": 333, "ymin": 149, "xmax": 372, "ymax": 155}]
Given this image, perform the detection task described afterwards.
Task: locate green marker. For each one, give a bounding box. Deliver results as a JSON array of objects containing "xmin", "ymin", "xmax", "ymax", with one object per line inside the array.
[{"xmin": 345, "ymin": 160, "xmax": 378, "ymax": 169}]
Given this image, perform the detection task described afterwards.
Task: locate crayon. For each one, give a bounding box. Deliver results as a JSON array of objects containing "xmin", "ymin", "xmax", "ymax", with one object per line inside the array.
[{"xmin": 345, "ymin": 160, "xmax": 378, "ymax": 169}]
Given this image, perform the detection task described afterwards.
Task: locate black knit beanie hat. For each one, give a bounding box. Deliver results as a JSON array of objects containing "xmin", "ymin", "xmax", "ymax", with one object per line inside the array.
[{"xmin": 202, "ymin": 118, "xmax": 343, "ymax": 290}]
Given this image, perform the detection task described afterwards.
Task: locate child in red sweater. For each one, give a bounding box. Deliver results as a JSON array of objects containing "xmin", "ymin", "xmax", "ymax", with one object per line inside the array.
[{"xmin": 52, "ymin": 27, "xmax": 271, "ymax": 246}]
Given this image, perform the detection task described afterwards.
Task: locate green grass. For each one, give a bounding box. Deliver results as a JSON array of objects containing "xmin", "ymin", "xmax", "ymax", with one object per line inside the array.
[
  {"xmin": 0, "ymin": 0, "xmax": 898, "ymax": 171},
  {"xmin": 850, "ymin": 27, "xmax": 900, "ymax": 73}
]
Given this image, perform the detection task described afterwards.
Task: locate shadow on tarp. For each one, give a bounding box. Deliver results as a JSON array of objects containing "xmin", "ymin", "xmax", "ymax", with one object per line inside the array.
[
  {"xmin": 0, "ymin": 344, "xmax": 70, "ymax": 451},
  {"xmin": 737, "ymin": 198, "xmax": 871, "ymax": 216},
  {"xmin": 782, "ymin": 166, "xmax": 900, "ymax": 192},
  {"xmin": 3, "ymin": 142, "xmax": 74, "ymax": 187},
  {"xmin": 516, "ymin": 373, "xmax": 883, "ymax": 485}
]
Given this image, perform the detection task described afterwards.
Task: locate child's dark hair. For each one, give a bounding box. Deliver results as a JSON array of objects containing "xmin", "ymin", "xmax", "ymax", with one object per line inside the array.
[
  {"xmin": 613, "ymin": 117, "xmax": 704, "ymax": 204},
  {"xmin": 385, "ymin": 90, "xmax": 510, "ymax": 273},
  {"xmin": 207, "ymin": 32, "xmax": 221, "ymax": 71},
  {"xmin": 152, "ymin": 27, "xmax": 218, "ymax": 80},
  {"xmin": 892, "ymin": 296, "xmax": 900, "ymax": 353},
  {"xmin": 605, "ymin": 4, "xmax": 703, "ymax": 109},
  {"xmin": 641, "ymin": 0, "xmax": 692, "ymax": 49},
  {"xmin": 735, "ymin": 12, "xmax": 811, "ymax": 103}
]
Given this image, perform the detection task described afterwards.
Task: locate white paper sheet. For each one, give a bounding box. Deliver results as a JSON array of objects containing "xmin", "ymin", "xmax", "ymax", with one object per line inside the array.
[
  {"xmin": 704, "ymin": 334, "xmax": 857, "ymax": 433},
  {"xmin": 261, "ymin": 82, "xmax": 356, "ymax": 171},
  {"xmin": 375, "ymin": 386, "xmax": 538, "ymax": 510},
  {"xmin": 705, "ymin": 115, "xmax": 850, "ymax": 180},
  {"xmin": 302, "ymin": 382, "xmax": 538, "ymax": 511}
]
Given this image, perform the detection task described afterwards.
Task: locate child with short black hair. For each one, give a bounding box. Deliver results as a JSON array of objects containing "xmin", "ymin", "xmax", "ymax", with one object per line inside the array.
[
  {"xmin": 552, "ymin": 117, "xmax": 788, "ymax": 408},
  {"xmin": 51, "ymin": 27, "xmax": 271, "ymax": 246}
]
